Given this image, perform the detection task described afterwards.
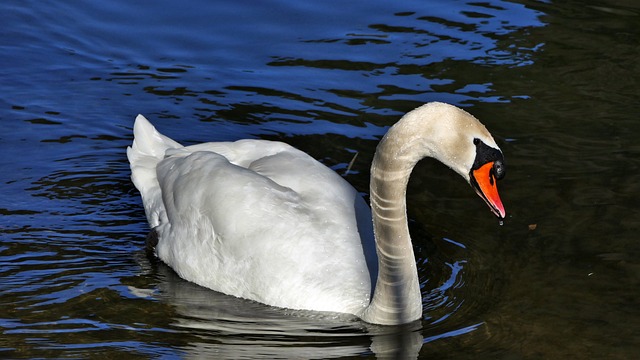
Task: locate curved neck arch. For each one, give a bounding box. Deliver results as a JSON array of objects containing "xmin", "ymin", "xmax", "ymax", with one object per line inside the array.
[{"xmin": 360, "ymin": 122, "xmax": 426, "ymax": 325}]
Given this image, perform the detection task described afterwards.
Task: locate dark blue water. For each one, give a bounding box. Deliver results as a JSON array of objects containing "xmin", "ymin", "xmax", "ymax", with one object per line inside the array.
[{"xmin": 2, "ymin": 0, "xmax": 639, "ymax": 358}]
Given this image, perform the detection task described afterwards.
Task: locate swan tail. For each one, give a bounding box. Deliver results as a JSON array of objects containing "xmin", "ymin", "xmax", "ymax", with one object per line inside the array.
[
  {"xmin": 130, "ymin": 114, "xmax": 183, "ymax": 158},
  {"xmin": 127, "ymin": 114, "xmax": 183, "ymax": 228}
]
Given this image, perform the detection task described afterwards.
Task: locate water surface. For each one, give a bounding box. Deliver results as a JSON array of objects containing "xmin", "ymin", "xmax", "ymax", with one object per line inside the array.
[{"xmin": 1, "ymin": 0, "xmax": 639, "ymax": 358}]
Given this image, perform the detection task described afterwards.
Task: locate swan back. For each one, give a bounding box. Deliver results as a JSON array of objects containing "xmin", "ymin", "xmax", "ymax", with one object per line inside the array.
[{"xmin": 127, "ymin": 115, "xmax": 377, "ymax": 315}]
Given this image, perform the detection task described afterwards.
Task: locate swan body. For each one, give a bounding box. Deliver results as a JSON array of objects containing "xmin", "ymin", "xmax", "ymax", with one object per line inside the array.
[{"xmin": 128, "ymin": 102, "xmax": 506, "ymax": 325}]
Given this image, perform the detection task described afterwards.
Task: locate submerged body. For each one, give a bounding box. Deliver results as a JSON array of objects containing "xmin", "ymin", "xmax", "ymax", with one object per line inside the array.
[{"xmin": 128, "ymin": 102, "xmax": 506, "ymax": 325}]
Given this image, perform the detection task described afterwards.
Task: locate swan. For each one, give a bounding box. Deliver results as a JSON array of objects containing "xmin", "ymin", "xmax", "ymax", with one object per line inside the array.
[{"xmin": 127, "ymin": 102, "xmax": 506, "ymax": 325}]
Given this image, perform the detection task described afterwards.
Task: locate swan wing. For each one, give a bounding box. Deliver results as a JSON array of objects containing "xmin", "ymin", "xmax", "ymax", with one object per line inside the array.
[{"xmin": 129, "ymin": 116, "xmax": 374, "ymax": 314}]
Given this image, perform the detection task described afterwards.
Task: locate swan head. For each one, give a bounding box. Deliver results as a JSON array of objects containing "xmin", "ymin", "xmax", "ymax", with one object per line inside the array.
[
  {"xmin": 386, "ymin": 102, "xmax": 506, "ymax": 219},
  {"xmin": 468, "ymin": 136, "xmax": 506, "ymax": 219}
]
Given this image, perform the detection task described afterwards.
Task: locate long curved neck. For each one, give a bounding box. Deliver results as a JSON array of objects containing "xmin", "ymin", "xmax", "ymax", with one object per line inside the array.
[{"xmin": 360, "ymin": 124, "xmax": 424, "ymax": 325}]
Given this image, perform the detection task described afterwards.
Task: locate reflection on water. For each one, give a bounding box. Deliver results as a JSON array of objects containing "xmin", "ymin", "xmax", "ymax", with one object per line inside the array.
[
  {"xmin": 2, "ymin": 0, "xmax": 640, "ymax": 358},
  {"xmin": 149, "ymin": 261, "xmax": 423, "ymax": 359}
]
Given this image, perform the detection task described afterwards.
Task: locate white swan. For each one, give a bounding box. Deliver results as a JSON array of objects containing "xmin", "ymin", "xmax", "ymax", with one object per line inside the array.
[{"xmin": 127, "ymin": 102, "xmax": 506, "ymax": 325}]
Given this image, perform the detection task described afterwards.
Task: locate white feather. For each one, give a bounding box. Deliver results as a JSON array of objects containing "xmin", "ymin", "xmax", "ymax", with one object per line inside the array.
[{"xmin": 128, "ymin": 115, "xmax": 376, "ymax": 314}]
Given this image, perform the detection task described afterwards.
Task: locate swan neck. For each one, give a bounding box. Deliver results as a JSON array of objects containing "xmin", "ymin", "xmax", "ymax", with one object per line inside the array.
[{"xmin": 361, "ymin": 129, "xmax": 423, "ymax": 325}]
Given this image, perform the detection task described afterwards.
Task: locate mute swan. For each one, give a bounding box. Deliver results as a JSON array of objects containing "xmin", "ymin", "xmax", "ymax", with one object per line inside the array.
[{"xmin": 127, "ymin": 102, "xmax": 506, "ymax": 325}]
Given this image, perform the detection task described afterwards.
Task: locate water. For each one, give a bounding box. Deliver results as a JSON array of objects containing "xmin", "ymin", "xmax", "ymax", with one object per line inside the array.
[{"xmin": 1, "ymin": 0, "xmax": 639, "ymax": 358}]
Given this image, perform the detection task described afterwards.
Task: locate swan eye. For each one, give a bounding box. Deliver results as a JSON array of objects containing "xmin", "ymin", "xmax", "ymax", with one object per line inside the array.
[
  {"xmin": 471, "ymin": 139, "xmax": 505, "ymax": 181},
  {"xmin": 493, "ymin": 160, "xmax": 506, "ymax": 180}
]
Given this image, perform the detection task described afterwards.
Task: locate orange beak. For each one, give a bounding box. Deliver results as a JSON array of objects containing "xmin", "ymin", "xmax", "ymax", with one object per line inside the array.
[{"xmin": 471, "ymin": 162, "xmax": 506, "ymax": 219}]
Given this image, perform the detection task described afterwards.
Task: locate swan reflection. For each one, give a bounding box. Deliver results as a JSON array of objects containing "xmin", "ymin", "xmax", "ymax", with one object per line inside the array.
[{"xmin": 139, "ymin": 262, "xmax": 423, "ymax": 359}]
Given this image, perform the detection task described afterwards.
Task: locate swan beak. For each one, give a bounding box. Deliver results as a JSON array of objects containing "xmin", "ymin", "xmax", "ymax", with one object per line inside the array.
[{"xmin": 471, "ymin": 162, "xmax": 506, "ymax": 219}]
